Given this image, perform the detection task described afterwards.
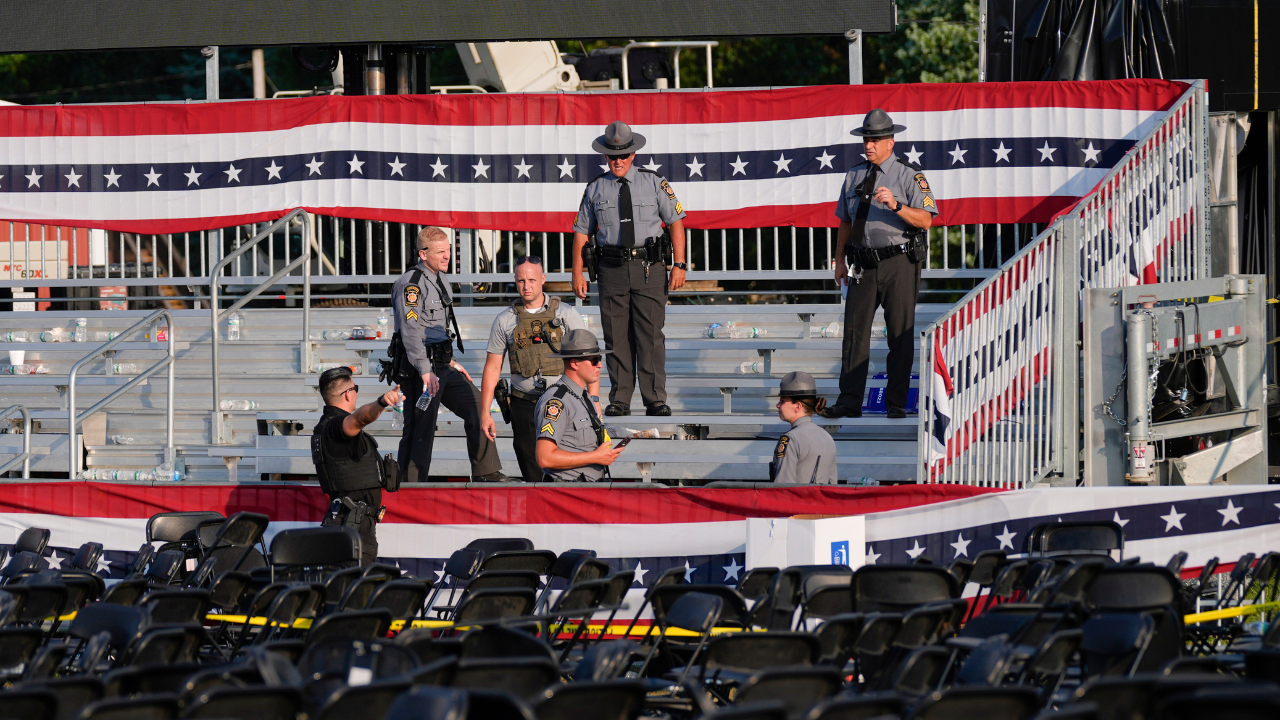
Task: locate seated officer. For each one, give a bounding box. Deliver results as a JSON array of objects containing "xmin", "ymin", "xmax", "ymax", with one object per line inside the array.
[
  {"xmin": 313, "ymin": 366, "xmax": 403, "ymax": 565},
  {"xmin": 771, "ymin": 371, "xmax": 838, "ymax": 484},
  {"xmin": 534, "ymin": 329, "xmax": 627, "ymax": 482}
]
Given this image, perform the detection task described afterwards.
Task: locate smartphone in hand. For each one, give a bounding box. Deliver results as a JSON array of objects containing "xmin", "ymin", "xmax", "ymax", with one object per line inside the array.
[{"xmin": 615, "ymin": 437, "xmax": 633, "ymax": 449}]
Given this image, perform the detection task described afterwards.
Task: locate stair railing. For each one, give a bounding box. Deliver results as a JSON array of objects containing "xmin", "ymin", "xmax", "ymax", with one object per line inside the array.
[{"xmin": 0, "ymin": 404, "xmax": 32, "ymax": 478}]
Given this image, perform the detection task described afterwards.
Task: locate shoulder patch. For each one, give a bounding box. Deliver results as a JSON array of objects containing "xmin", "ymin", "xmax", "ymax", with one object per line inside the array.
[
  {"xmin": 404, "ymin": 285, "xmax": 420, "ymax": 307},
  {"xmin": 775, "ymin": 435, "xmax": 790, "ymax": 459},
  {"xmin": 659, "ymin": 178, "xmax": 677, "ymax": 201},
  {"xmin": 914, "ymin": 173, "xmax": 931, "ymax": 194},
  {"xmin": 674, "ymin": 201, "xmax": 685, "ymax": 215},
  {"xmin": 923, "ymin": 196, "xmax": 936, "ymax": 209},
  {"xmin": 405, "ymin": 309, "xmax": 419, "ymax": 322},
  {"xmin": 540, "ymin": 422, "xmax": 555, "ymax": 436},
  {"xmin": 543, "ymin": 398, "xmax": 564, "ymax": 421}
]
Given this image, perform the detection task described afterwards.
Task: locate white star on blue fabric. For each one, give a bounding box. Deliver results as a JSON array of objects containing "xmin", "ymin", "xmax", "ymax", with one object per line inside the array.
[
  {"xmin": 1218, "ymin": 499, "xmax": 1243, "ymax": 526},
  {"xmin": 472, "ymin": 158, "xmax": 490, "ymax": 178},
  {"xmin": 1112, "ymin": 511, "xmax": 1129, "ymax": 528},
  {"xmin": 730, "ymin": 155, "xmax": 749, "ymax": 176},
  {"xmin": 513, "ymin": 158, "xmax": 532, "ymax": 179},
  {"xmin": 1037, "ymin": 142, "xmax": 1057, "ymax": 162},
  {"xmin": 773, "ymin": 153, "xmax": 792, "ymax": 174},
  {"xmin": 905, "ymin": 540, "xmax": 926, "ymax": 559},
  {"xmin": 723, "ymin": 558, "xmax": 743, "ymax": 582},
  {"xmin": 1081, "ymin": 142, "xmax": 1101, "ymax": 165},
  {"xmin": 347, "ymin": 154, "xmax": 365, "ymax": 174},
  {"xmin": 904, "ymin": 146, "xmax": 923, "ymax": 165},
  {"xmin": 950, "ymin": 533, "xmax": 971, "ymax": 558},
  {"xmin": 642, "ymin": 158, "xmax": 661, "ymax": 172},
  {"xmin": 992, "ymin": 142, "xmax": 1012, "ymax": 163},
  {"xmin": 995, "ymin": 525, "xmax": 1017, "ymax": 551},
  {"xmin": 104, "ymin": 168, "xmax": 121, "ymax": 188},
  {"xmin": 431, "ymin": 158, "xmax": 449, "ymax": 178},
  {"xmin": 816, "ymin": 150, "xmax": 836, "ymax": 169},
  {"xmin": 25, "ymin": 169, "xmax": 42, "ymax": 188},
  {"xmin": 683, "ymin": 560, "xmax": 696, "ymax": 582},
  {"xmin": 64, "ymin": 168, "xmax": 82, "ymax": 188},
  {"xmin": 388, "ymin": 156, "xmax": 407, "ymax": 177},
  {"xmin": 948, "ymin": 144, "xmax": 968, "ymax": 165},
  {"xmin": 184, "ymin": 166, "xmax": 202, "ymax": 186},
  {"xmin": 556, "ymin": 158, "xmax": 575, "ymax": 178},
  {"xmin": 264, "ymin": 160, "xmax": 282, "ymax": 180},
  {"xmin": 633, "ymin": 562, "xmax": 648, "ymax": 585},
  {"xmin": 865, "ymin": 545, "xmax": 881, "ymax": 565},
  {"xmin": 305, "ymin": 157, "xmax": 324, "ymax": 176},
  {"xmin": 223, "ymin": 164, "xmax": 242, "ymax": 183},
  {"xmin": 95, "ymin": 554, "xmax": 113, "ymax": 575},
  {"xmin": 686, "ymin": 156, "xmax": 704, "ymax": 177},
  {"xmin": 1161, "ymin": 505, "xmax": 1187, "ymax": 532},
  {"xmin": 144, "ymin": 167, "xmax": 162, "ymax": 186}
]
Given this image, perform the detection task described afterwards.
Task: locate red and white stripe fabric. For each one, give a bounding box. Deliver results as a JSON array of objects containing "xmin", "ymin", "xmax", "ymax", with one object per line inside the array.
[{"xmin": 0, "ymin": 80, "xmax": 1189, "ymax": 233}]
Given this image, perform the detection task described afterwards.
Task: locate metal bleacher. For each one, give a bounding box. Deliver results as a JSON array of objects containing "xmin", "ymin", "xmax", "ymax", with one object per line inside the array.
[{"xmin": 0, "ymin": 303, "xmax": 947, "ymax": 484}]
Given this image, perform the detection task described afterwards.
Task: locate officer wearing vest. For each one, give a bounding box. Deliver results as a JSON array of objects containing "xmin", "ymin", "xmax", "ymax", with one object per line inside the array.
[
  {"xmin": 312, "ymin": 366, "xmax": 404, "ymax": 565},
  {"xmin": 480, "ymin": 256, "xmax": 595, "ymax": 481},
  {"xmin": 771, "ymin": 371, "xmax": 838, "ymax": 484},
  {"xmin": 571, "ymin": 120, "xmax": 688, "ymax": 418},
  {"xmin": 534, "ymin": 329, "xmax": 626, "ymax": 482},
  {"xmin": 389, "ymin": 226, "xmax": 506, "ymax": 482},
  {"xmin": 823, "ymin": 109, "xmax": 937, "ymax": 420}
]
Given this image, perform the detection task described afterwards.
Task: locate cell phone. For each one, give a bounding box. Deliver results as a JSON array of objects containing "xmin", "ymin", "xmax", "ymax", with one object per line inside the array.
[{"xmin": 615, "ymin": 437, "xmax": 633, "ymax": 448}]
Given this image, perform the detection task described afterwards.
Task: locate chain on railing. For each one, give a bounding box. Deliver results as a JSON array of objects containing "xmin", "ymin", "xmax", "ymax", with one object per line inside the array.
[{"xmin": 918, "ymin": 81, "xmax": 1209, "ymax": 489}]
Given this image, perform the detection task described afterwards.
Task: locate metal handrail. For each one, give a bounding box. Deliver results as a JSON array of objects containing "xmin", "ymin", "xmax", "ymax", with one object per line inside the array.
[
  {"xmin": 621, "ymin": 42, "xmax": 718, "ymax": 90},
  {"xmin": 431, "ymin": 85, "xmax": 488, "ymax": 94},
  {"xmin": 68, "ymin": 309, "xmax": 176, "ymax": 479},
  {"xmin": 209, "ymin": 209, "xmax": 312, "ymax": 440},
  {"xmin": 0, "ymin": 405, "xmax": 31, "ymax": 478}
]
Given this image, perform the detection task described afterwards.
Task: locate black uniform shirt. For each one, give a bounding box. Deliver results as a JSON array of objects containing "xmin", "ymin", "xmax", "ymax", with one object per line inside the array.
[{"xmin": 320, "ymin": 404, "xmax": 382, "ymax": 506}]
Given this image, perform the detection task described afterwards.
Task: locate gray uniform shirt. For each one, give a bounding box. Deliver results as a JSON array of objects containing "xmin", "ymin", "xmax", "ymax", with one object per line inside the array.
[
  {"xmin": 835, "ymin": 154, "xmax": 938, "ymax": 250},
  {"xmin": 391, "ymin": 261, "xmax": 452, "ymax": 376},
  {"xmin": 770, "ymin": 415, "xmax": 838, "ymax": 484},
  {"xmin": 535, "ymin": 376, "xmax": 605, "ymax": 482},
  {"xmin": 485, "ymin": 297, "xmax": 589, "ymax": 394},
  {"xmin": 572, "ymin": 166, "xmax": 686, "ymax": 247}
]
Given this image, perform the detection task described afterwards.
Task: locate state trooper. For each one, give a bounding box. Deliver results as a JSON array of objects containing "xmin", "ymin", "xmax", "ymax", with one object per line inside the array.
[
  {"xmin": 312, "ymin": 366, "xmax": 404, "ymax": 565},
  {"xmin": 479, "ymin": 256, "xmax": 597, "ymax": 481},
  {"xmin": 822, "ymin": 109, "xmax": 937, "ymax": 420},
  {"xmin": 571, "ymin": 120, "xmax": 688, "ymax": 418},
  {"xmin": 771, "ymin": 371, "xmax": 838, "ymax": 484},
  {"xmin": 389, "ymin": 226, "xmax": 506, "ymax": 482},
  {"xmin": 534, "ymin": 329, "xmax": 626, "ymax": 482}
]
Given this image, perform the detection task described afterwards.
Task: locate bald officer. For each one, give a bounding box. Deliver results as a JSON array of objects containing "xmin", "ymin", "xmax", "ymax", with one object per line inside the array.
[
  {"xmin": 571, "ymin": 120, "xmax": 688, "ymax": 418},
  {"xmin": 534, "ymin": 330, "xmax": 626, "ymax": 482},
  {"xmin": 771, "ymin": 372, "xmax": 838, "ymax": 484},
  {"xmin": 823, "ymin": 109, "xmax": 937, "ymax": 420}
]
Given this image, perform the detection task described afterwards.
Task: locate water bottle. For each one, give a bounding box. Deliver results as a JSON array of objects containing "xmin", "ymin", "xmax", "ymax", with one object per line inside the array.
[
  {"xmin": 728, "ymin": 327, "xmax": 766, "ymax": 339},
  {"xmin": 81, "ymin": 469, "xmax": 101, "ymax": 480},
  {"xmin": 219, "ymin": 399, "xmax": 260, "ymax": 411},
  {"xmin": 309, "ymin": 330, "xmax": 352, "ymax": 341},
  {"xmin": 40, "ymin": 328, "xmax": 67, "ymax": 342},
  {"xmin": 416, "ymin": 386, "xmax": 433, "ymax": 411},
  {"xmin": 74, "ymin": 318, "xmax": 88, "ymax": 343},
  {"xmin": 112, "ymin": 364, "xmax": 141, "ymax": 374},
  {"xmin": 112, "ymin": 469, "xmax": 154, "ymax": 481},
  {"xmin": 738, "ymin": 361, "xmax": 764, "ymax": 374},
  {"xmin": 226, "ymin": 312, "xmax": 242, "ymax": 341},
  {"xmin": 872, "ymin": 323, "xmax": 889, "ymax": 338},
  {"xmin": 390, "ymin": 396, "xmax": 405, "ymax": 430},
  {"xmin": 93, "ymin": 331, "xmax": 120, "ymax": 342},
  {"xmin": 377, "ymin": 309, "xmax": 390, "ymax": 339},
  {"xmin": 153, "ymin": 461, "xmax": 184, "ymax": 482},
  {"xmin": 1, "ymin": 331, "xmax": 29, "ymax": 342},
  {"xmin": 701, "ymin": 321, "xmax": 736, "ymax": 339},
  {"xmin": 820, "ymin": 322, "xmax": 841, "ymax": 338},
  {"xmin": 111, "ymin": 435, "xmax": 136, "ymax": 445}
]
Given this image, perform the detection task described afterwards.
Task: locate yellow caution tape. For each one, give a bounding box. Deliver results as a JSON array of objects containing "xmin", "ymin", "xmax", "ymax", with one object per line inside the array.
[
  {"xmin": 204, "ymin": 614, "xmax": 748, "ymax": 637},
  {"xmin": 1184, "ymin": 599, "xmax": 1280, "ymax": 625}
]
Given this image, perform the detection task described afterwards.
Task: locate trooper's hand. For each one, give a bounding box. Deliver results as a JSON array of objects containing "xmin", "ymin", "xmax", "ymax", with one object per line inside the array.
[
  {"xmin": 450, "ymin": 361, "xmax": 473, "ymax": 382},
  {"xmin": 669, "ymin": 266, "xmax": 686, "ymax": 291},
  {"xmin": 572, "ymin": 271, "xmax": 589, "ymax": 299},
  {"xmin": 594, "ymin": 441, "xmax": 624, "ymax": 466},
  {"xmin": 835, "ymin": 258, "xmax": 849, "ymax": 287},
  {"xmin": 382, "ymin": 385, "xmax": 403, "ymax": 408},
  {"xmin": 481, "ymin": 414, "xmax": 497, "ymax": 441},
  {"xmin": 422, "ymin": 372, "xmax": 440, "ymax": 398},
  {"xmin": 874, "ymin": 186, "xmax": 897, "ymax": 208}
]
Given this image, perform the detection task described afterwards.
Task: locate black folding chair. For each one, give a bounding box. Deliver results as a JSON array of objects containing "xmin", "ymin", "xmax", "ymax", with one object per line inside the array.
[{"xmin": 637, "ymin": 591, "xmax": 724, "ymax": 681}]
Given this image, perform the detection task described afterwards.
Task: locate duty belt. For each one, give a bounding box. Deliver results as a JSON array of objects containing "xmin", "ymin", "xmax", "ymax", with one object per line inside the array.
[
  {"xmin": 856, "ymin": 242, "xmax": 909, "ymax": 263},
  {"xmin": 599, "ymin": 241, "xmax": 660, "ymax": 263}
]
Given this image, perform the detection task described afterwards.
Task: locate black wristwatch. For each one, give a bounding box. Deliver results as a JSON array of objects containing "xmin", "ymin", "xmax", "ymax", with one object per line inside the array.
[
  {"xmin": 894, "ymin": 200, "xmax": 903, "ymax": 212},
  {"xmin": 377, "ymin": 395, "xmax": 390, "ymax": 408},
  {"xmin": 590, "ymin": 395, "xmax": 601, "ymax": 403},
  {"xmin": 672, "ymin": 262, "xmax": 688, "ymax": 270}
]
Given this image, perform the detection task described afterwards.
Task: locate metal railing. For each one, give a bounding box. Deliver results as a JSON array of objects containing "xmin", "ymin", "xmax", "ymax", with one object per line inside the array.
[
  {"xmin": 68, "ymin": 309, "xmax": 176, "ymax": 478},
  {"xmin": 0, "ymin": 405, "xmax": 31, "ymax": 478},
  {"xmin": 210, "ymin": 209, "xmax": 312, "ymax": 442},
  {"xmin": 917, "ymin": 81, "xmax": 1209, "ymax": 488},
  {"xmin": 621, "ymin": 41, "xmax": 718, "ymax": 90}
]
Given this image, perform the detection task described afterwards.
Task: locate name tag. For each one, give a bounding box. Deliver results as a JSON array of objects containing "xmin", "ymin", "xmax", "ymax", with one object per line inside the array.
[{"xmin": 574, "ymin": 418, "xmax": 591, "ymax": 429}]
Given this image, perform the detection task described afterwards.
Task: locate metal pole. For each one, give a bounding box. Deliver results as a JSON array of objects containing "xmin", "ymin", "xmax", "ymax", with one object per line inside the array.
[
  {"xmin": 251, "ymin": 49, "xmax": 266, "ymax": 99},
  {"xmin": 397, "ymin": 53, "xmax": 411, "ymax": 95},
  {"xmin": 978, "ymin": 0, "xmax": 988, "ymax": 82},
  {"xmin": 303, "ymin": 215, "xmax": 313, "ymax": 373},
  {"xmin": 166, "ymin": 316, "xmax": 175, "ymax": 466},
  {"xmin": 366, "ymin": 44, "xmax": 386, "ymax": 95},
  {"xmin": 201, "ymin": 46, "xmax": 219, "ymax": 100},
  {"xmin": 1125, "ymin": 311, "xmax": 1153, "ymax": 482},
  {"xmin": 845, "ymin": 30, "xmax": 863, "ymax": 85}
]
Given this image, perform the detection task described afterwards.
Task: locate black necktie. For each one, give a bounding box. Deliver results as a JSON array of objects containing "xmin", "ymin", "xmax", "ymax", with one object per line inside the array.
[
  {"xmin": 618, "ymin": 178, "xmax": 636, "ymax": 248},
  {"xmin": 432, "ymin": 273, "xmax": 465, "ymax": 353}
]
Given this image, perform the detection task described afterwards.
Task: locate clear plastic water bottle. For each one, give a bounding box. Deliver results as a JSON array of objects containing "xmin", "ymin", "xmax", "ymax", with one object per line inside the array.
[
  {"xmin": 80, "ymin": 469, "xmax": 100, "ymax": 480},
  {"xmin": 113, "ymin": 469, "xmax": 154, "ymax": 481},
  {"xmin": 377, "ymin": 309, "xmax": 390, "ymax": 339},
  {"xmin": 390, "ymin": 397, "xmax": 405, "ymax": 430},
  {"xmin": 74, "ymin": 318, "xmax": 88, "ymax": 343},
  {"xmin": 112, "ymin": 364, "xmax": 141, "ymax": 374},
  {"xmin": 872, "ymin": 323, "xmax": 889, "ymax": 338},
  {"xmin": 701, "ymin": 321, "xmax": 735, "ymax": 339},
  {"xmin": 820, "ymin": 322, "xmax": 841, "ymax": 338},
  {"xmin": 738, "ymin": 361, "xmax": 764, "ymax": 374},
  {"xmin": 40, "ymin": 328, "xmax": 67, "ymax": 342},
  {"xmin": 416, "ymin": 386, "xmax": 433, "ymax": 411},
  {"xmin": 153, "ymin": 461, "xmax": 184, "ymax": 482},
  {"xmin": 219, "ymin": 399, "xmax": 260, "ymax": 411},
  {"xmin": 93, "ymin": 331, "xmax": 120, "ymax": 342},
  {"xmin": 111, "ymin": 435, "xmax": 136, "ymax": 445},
  {"xmin": 728, "ymin": 327, "xmax": 766, "ymax": 339},
  {"xmin": 1, "ymin": 331, "xmax": 29, "ymax": 342},
  {"xmin": 226, "ymin": 312, "xmax": 242, "ymax": 341}
]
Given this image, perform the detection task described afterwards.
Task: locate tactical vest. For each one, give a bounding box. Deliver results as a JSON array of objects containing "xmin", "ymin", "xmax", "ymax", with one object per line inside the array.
[
  {"xmin": 507, "ymin": 296, "xmax": 566, "ymax": 378},
  {"xmin": 311, "ymin": 408, "xmax": 384, "ymax": 496}
]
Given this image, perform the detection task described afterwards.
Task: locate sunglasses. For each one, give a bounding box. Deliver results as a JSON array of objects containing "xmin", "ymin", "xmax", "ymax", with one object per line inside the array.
[
  {"xmin": 573, "ymin": 356, "xmax": 603, "ymax": 366},
  {"xmin": 516, "ymin": 256, "xmax": 543, "ymax": 266},
  {"xmin": 607, "ymin": 153, "xmax": 633, "ymax": 161},
  {"xmin": 341, "ymin": 385, "xmax": 358, "ymax": 398}
]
